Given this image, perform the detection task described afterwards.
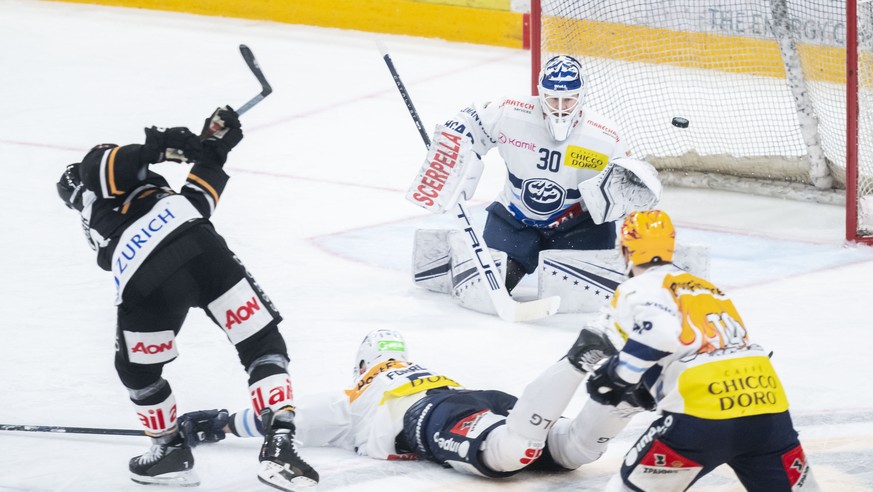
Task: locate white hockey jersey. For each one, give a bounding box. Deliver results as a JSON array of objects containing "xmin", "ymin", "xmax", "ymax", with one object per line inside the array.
[
  {"xmin": 292, "ymin": 360, "xmax": 462, "ymax": 460},
  {"xmin": 445, "ymin": 96, "xmax": 631, "ymax": 227},
  {"xmin": 607, "ymin": 264, "xmax": 790, "ymax": 420}
]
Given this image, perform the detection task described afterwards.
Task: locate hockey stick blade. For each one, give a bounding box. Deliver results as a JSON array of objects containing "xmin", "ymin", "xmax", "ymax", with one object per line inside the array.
[
  {"xmin": 381, "ymin": 46, "xmax": 560, "ymax": 322},
  {"xmin": 0, "ymin": 423, "xmax": 145, "ymax": 437},
  {"xmin": 164, "ymin": 45, "xmax": 273, "ymax": 161},
  {"xmin": 236, "ymin": 44, "xmax": 272, "ymax": 116}
]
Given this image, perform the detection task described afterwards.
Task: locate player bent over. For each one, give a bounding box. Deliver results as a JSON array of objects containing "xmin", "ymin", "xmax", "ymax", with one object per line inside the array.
[
  {"xmin": 56, "ymin": 107, "xmax": 317, "ymax": 491},
  {"xmin": 582, "ymin": 210, "xmax": 819, "ymax": 491},
  {"xmin": 177, "ymin": 328, "xmax": 633, "ymax": 478}
]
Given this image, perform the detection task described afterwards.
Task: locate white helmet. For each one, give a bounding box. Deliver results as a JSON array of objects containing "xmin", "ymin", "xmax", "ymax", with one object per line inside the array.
[
  {"xmin": 353, "ymin": 329, "xmax": 409, "ymax": 381},
  {"xmin": 538, "ymin": 55, "xmax": 586, "ymax": 142}
]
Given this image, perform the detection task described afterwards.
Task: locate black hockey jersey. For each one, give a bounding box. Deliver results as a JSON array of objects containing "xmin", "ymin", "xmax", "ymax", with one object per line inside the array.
[{"xmin": 67, "ymin": 143, "xmax": 230, "ymax": 302}]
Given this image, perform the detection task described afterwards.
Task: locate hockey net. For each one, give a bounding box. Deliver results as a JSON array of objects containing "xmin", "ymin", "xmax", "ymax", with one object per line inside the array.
[{"xmin": 531, "ymin": 0, "xmax": 873, "ymax": 243}]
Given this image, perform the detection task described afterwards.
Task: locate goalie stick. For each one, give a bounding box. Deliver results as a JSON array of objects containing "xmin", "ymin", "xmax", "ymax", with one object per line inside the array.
[
  {"xmin": 0, "ymin": 423, "xmax": 145, "ymax": 437},
  {"xmin": 379, "ymin": 46, "xmax": 560, "ymax": 322}
]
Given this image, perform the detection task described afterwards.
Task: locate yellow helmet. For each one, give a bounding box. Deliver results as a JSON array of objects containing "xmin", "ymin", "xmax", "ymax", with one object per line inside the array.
[{"xmin": 620, "ymin": 210, "xmax": 675, "ymax": 265}]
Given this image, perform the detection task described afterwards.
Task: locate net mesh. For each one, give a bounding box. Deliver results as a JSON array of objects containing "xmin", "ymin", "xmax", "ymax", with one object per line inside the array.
[{"xmin": 538, "ymin": 0, "xmax": 873, "ymax": 236}]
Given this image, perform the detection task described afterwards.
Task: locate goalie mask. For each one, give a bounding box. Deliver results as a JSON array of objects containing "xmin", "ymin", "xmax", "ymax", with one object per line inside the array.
[
  {"xmin": 538, "ymin": 55, "xmax": 586, "ymax": 142},
  {"xmin": 353, "ymin": 329, "xmax": 409, "ymax": 381},
  {"xmin": 620, "ymin": 210, "xmax": 675, "ymax": 266}
]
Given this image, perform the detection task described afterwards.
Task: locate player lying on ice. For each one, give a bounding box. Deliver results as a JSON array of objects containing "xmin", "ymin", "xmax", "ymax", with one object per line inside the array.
[
  {"xmin": 176, "ymin": 327, "xmax": 654, "ymax": 479},
  {"xmin": 182, "ymin": 209, "xmax": 824, "ymax": 491}
]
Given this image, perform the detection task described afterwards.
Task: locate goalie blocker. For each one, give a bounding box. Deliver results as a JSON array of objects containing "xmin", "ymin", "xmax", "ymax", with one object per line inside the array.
[
  {"xmin": 413, "ymin": 229, "xmax": 710, "ymax": 314},
  {"xmin": 406, "ymin": 125, "xmax": 483, "ymax": 214}
]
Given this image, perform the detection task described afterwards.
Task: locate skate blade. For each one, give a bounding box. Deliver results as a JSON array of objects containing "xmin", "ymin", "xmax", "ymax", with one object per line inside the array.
[
  {"xmin": 257, "ymin": 461, "xmax": 317, "ymax": 491},
  {"xmin": 130, "ymin": 469, "xmax": 200, "ymax": 487}
]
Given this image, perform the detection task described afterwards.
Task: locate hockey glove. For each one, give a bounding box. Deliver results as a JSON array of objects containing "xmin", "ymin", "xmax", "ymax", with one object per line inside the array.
[
  {"xmin": 178, "ymin": 409, "xmax": 229, "ymax": 448},
  {"xmin": 586, "ymin": 356, "xmax": 655, "ymax": 412},
  {"xmin": 199, "ymin": 106, "xmax": 243, "ymax": 167},
  {"xmin": 57, "ymin": 163, "xmax": 86, "ymax": 211},
  {"xmin": 143, "ymin": 126, "xmax": 202, "ymax": 164},
  {"xmin": 566, "ymin": 328, "xmax": 618, "ymax": 373}
]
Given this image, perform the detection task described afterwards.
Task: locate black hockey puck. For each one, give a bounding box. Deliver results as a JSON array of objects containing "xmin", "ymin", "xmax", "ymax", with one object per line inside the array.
[{"xmin": 672, "ymin": 117, "xmax": 689, "ymax": 128}]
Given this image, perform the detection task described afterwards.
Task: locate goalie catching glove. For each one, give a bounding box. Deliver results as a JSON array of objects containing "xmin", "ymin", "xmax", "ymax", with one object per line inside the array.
[
  {"xmin": 406, "ymin": 124, "xmax": 483, "ymax": 213},
  {"xmin": 579, "ymin": 157, "xmax": 661, "ymax": 225}
]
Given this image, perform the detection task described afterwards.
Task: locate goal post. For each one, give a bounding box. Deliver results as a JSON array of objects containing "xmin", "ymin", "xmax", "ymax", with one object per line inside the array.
[{"xmin": 530, "ymin": 0, "xmax": 873, "ymax": 244}]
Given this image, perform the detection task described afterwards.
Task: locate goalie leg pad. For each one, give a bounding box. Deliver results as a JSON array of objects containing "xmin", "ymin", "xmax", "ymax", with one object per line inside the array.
[
  {"xmin": 538, "ymin": 249, "xmax": 626, "ymax": 313},
  {"xmin": 448, "ymin": 230, "xmax": 507, "ymax": 315},
  {"xmin": 412, "ymin": 228, "xmax": 453, "ymax": 294}
]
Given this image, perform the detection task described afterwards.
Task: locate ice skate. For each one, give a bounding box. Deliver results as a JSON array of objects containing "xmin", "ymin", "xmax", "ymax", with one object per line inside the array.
[
  {"xmin": 258, "ymin": 422, "xmax": 318, "ymax": 491},
  {"xmin": 129, "ymin": 433, "xmax": 199, "ymax": 486}
]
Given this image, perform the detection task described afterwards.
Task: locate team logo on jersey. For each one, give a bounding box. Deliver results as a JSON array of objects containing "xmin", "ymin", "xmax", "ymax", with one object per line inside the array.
[{"xmin": 521, "ymin": 178, "xmax": 565, "ymax": 215}]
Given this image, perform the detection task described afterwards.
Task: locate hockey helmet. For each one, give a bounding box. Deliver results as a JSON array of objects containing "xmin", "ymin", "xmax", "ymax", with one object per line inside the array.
[
  {"xmin": 353, "ymin": 329, "xmax": 409, "ymax": 381},
  {"xmin": 538, "ymin": 55, "xmax": 586, "ymax": 141},
  {"xmin": 620, "ymin": 210, "xmax": 675, "ymax": 266}
]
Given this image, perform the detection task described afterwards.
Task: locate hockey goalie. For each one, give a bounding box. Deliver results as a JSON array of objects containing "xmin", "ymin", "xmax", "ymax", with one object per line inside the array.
[{"xmin": 407, "ymin": 55, "xmax": 679, "ymax": 315}]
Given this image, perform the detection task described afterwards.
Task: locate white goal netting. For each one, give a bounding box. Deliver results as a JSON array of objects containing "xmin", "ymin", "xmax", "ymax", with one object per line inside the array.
[{"xmin": 534, "ymin": 0, "xmax": 873, "ymax": 240}]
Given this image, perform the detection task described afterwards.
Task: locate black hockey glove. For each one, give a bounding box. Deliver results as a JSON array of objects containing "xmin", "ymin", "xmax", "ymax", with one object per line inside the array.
[
  {"xmin": 178, "ymin": 409, "xmax": 229, "ymax": 448},
  {"xmin": 586, "ymin": 357, "xmax": 655, "ymax": 411},
  {"xmin": 143, "ymin": 126, "xmax": 202, "ymax": 164},
  {"xmin": 57, "ymin": 163, "xmax": 86, "ymax": 211},
  {"xmin": 566, "ymin": 328, "xmax": 618, "ymax": 373},
  {"xmin": 199, "ymin": 106, "xmax": 243, "ymax": 167}
]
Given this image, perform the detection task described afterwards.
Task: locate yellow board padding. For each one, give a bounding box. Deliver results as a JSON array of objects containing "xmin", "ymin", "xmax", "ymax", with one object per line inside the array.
[
  {"xmin": 543, "ymin": 17, "xmax": 852, "ymax": 84},
  {"xmin": 415, "ymin": 0, "xmax": 510, "ymax": 11},
  {"xmin": 48, "ymin": 0, "xmax": 524, "ymax": 48}
]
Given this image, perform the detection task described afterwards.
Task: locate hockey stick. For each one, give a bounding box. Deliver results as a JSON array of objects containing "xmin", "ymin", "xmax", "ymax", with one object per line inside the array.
[
  {"xmin": 0, "ymin": 423, "xmax": 145, "ymax": 437},
  {"xmin": 235, "ymin": 44, "xmax": 272, "ymax": 116},
  {"xmin": 167, "ymin": 44, "xmax": 272, "ymax": 161},
  {"xmin": 379, "ymin": 47, "xmax": 560, "ymax": 322}
]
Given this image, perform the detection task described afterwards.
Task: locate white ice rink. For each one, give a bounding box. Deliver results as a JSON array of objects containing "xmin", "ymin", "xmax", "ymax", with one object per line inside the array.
[{"xmin": 1, "ymin": 1, "xmax": 872, "ymax": 490}]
